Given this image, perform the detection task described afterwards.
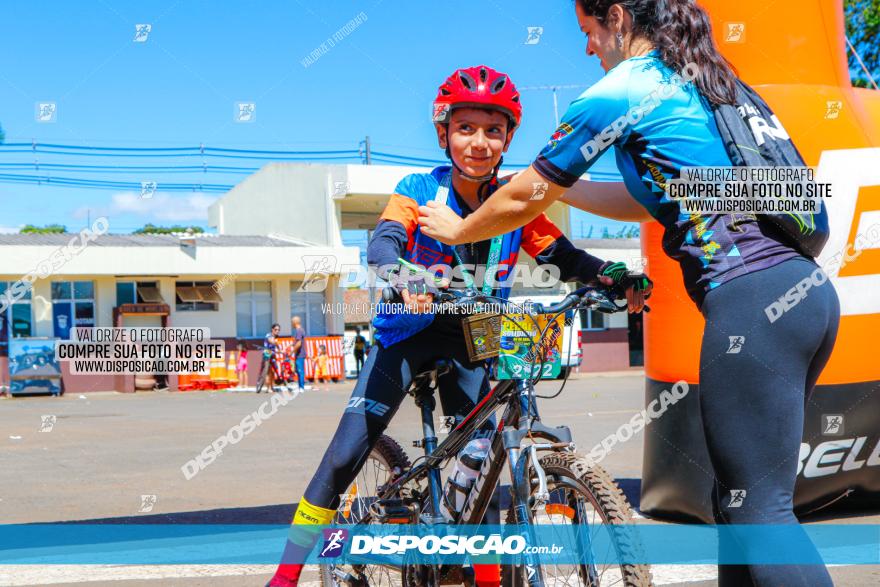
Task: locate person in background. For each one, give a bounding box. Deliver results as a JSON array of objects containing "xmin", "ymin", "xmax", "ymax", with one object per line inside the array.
[
  {"xmin": 278, "ymin": 344, "xmax": 297, "ymax": 392},
  {"xmin": 258, "ymin": 323, "xmax": 281, "ymax": 393},
  {"xmin": 352, "ymin": 326, "xmax": 367, "ymax": 376},
  {"xmin": 312, "ymin": 344, "xmax": 331, "ymax": 389},
  {"xmin": 290, "ymin": 316, "xmax": 310, "ymax": 391},
  {"xmin": 235, "ymin": 341, "xmax": 248, "ymax": 389}
]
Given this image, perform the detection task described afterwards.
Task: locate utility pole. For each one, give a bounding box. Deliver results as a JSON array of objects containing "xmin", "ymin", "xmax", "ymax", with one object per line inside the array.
[
  {"xmin": 519, "ymin": 84, "xmax": 589, "ymax": 127},
  {"xmin": 360, "ymin": 136, "xmax": 372, "ymax": 165}
]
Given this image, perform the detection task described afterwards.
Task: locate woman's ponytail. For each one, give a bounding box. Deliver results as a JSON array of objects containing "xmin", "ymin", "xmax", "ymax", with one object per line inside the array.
[{"xmin": 577, "ymin": 0, "xmax": 738, "ymax": 105}]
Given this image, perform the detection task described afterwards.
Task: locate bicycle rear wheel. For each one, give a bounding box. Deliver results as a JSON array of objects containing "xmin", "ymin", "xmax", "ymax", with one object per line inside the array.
[
  {"xmin": 503, "ymin": 452, "xmax": 653, "ymax": 587},
  {"xmin": 256, "ymin": 358, "xmax": 270, "ymax": 393},
  {"xmin": 320, "ymin": 434, "xmax": 411, "ymax": 587}
]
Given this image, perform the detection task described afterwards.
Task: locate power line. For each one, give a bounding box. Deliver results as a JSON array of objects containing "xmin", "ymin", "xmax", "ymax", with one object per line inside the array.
[
  {"xmin": 0, "ymin": 173, "xmax": 232, "ymax": 192},
  {"xmin": 0, "ymin": 142, "xmax": 533, "ymax": 164},
  {"xmin": 1, "ymin": 142, "xmax": 361, "ymax": 155},
  {"xmin": 0, "ymin": 163, "xmax": 256, "ymax": 174},
  {"xmin": 0, "ymin": 139, "xmax": 621, "ymax": 191}
]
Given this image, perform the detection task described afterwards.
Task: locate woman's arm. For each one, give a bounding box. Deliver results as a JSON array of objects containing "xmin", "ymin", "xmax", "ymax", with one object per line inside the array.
[
  {"xmin": 418, "ymin": 166, "xmax": 566, "ymax": 245},
  {"xmin": 417, "ymin": 169, "xmax": 652, "ymax": 244},
  {"xmin": 561, "ymin": 180, "xmax": 653, "ymax": 222}
]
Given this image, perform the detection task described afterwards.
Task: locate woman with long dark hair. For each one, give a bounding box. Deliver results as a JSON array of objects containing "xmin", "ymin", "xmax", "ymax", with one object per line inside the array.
[{"xmin": 419, "ymin": 1, "xmax": 839, "ymax": 585}]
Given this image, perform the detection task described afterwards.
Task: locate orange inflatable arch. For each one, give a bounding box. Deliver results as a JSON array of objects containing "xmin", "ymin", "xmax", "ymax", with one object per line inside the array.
[
  {"xmin": 644, "ymin": 0, "xmax": 880, "ymax": 388},
  {"xmin": 640, "ymin": 0, "xmax": 880, "ymax": 521}
]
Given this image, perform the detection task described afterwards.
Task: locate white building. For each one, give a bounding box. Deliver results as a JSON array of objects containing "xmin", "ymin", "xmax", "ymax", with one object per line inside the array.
[{"xmin": 0, "ymin": 163, "xmax": 643, "ymax": 393}]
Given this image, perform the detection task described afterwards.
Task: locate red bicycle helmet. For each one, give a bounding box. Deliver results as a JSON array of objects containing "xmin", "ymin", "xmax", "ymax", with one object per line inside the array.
[{"xmin": 433, "ymin": 65, "xmax": 522, "ymax": 129}]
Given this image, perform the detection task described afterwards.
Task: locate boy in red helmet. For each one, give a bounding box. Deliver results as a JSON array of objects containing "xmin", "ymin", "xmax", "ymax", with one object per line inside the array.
[{"xmin": 266, "ymin": 65, "xmax": 647, "ymax": 587}]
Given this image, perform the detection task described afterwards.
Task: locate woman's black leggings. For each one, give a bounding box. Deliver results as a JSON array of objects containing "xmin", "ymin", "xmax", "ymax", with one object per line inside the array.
[{"xmin": 699, "ymin": 257, "xmax": 840, "ymax": 587}]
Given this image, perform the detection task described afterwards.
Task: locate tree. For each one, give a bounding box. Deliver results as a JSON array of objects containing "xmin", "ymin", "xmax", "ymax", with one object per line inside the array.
[
  {"xmin": 20, "ymin": 224, "xmax": 66, "ymax": 234},
  {"xmin": 133, "ymin": 224, "xmax": 205, "ymax": 235},
  {"xmin": 846, "ymin": 0, "xmax": 880, "ymax": 87},
  {"xmin": 0, "ymin": 122, "xmax": 5, "ymax": 144}
]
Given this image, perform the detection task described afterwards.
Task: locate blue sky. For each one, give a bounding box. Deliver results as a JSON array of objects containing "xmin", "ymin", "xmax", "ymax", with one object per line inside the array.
[{"xmin": 0, "ymin": 0, "xmax": 628, "ymax": 241}]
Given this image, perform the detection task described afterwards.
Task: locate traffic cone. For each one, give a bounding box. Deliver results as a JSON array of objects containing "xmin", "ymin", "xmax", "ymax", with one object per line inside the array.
[
  {"xmin": 227, "ymin": 352, "xmax": 239, "ymax": 387},
  {"xmin": 178, "ymin": 372, "xmax": 193, "ymax": 391},
  {"xmin": 192, "ymin": 360, "xmax": 211, "ymax": 390},
  {"xmin": 210, "ymin": 357, "xmax": 228, "ymax": 389}
]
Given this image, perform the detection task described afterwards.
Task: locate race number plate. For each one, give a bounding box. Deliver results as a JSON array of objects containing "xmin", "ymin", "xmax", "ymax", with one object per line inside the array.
[{"xmin": 497, "ymin": 313, "xmax": 564, "ymax": 380}]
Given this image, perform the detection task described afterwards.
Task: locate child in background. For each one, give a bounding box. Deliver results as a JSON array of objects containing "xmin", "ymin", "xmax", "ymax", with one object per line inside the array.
[
  {"xmin": 312, "ymin": 344, "xmax": 331, "ymax": 389},
  {"xmin": 280, "ymin": 344, "xmax": 297, "ymax": 391},
  {"xmin": 235, "ymin": 341, "xmax": 248, "ymax": 389}
]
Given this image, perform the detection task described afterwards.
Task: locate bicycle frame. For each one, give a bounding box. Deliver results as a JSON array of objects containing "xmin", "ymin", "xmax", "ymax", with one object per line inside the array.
[
  {"xmin": 342, "ymin": 286, "xmax": 638, "ymax": 587},
  {"xmin": 374, "ymin": 367, "xmax": 574, "ymax": 587}
]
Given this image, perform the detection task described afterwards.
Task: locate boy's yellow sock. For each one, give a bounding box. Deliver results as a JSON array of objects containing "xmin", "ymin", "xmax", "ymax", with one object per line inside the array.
[{"xmin": 288, "ymin": 497, "xmax": 336, "ymax": 547}]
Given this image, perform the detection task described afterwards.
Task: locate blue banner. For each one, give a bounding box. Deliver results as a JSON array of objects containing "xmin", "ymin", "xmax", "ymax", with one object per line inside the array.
[{"xmin": 1, "ymin": 524, "xmax": 878, "ymax": 565}]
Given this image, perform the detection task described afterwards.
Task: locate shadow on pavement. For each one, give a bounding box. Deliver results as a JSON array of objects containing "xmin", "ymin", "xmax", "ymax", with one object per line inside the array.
[{"xmin": 43, "ymin": 478, "xmax": 645, "ymax": 525}]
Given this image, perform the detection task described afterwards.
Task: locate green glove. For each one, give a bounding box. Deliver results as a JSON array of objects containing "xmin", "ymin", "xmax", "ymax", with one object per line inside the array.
[{"xmin": 599, "ymin": 261, "xmax": 653, "ymax": 293}]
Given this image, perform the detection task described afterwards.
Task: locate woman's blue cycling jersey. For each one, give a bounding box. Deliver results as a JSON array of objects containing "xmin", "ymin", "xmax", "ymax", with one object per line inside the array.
[{"xmin": 533, "ymin": 51, "xmax": 798, "ymax": 306}]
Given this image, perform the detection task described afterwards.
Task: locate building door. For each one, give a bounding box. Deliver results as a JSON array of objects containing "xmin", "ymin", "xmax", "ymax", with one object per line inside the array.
[{"xmin": 53, "ymin": 302, "xmax": 73, "ymax": 339}]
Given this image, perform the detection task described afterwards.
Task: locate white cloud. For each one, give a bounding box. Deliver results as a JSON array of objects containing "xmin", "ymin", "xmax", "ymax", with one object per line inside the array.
[{"xmin": 74, "ymin": 192, "xmax": 219, "ymax": 223}]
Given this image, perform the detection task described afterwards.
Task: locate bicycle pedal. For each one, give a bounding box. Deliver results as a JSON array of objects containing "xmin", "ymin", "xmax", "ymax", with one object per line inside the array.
[{"xmin": 372, "ymin": 497, "xmax": 420, "ymax": 524}]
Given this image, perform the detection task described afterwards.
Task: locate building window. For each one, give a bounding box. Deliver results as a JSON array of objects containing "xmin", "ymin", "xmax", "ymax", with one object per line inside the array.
[
  {"xmin": 175, "ymin": 281, "xmax": 221, "ymax": 312},
  {"xmin": 51, "ymin": 281, "xmax": 96, "ymax": 339},
  {"xmin": 116, "ymin": 281, "xmax": 164, "ymax": 305},
  {"xmin": 290, "ymin": 283, "xmax": 327, "ymax": 336},
  {"xmin": 0, "ymin": 281, "xmax": 33, "ymax": 339},
  {"xmin": 579, "ymin": 308, "xmax": 606, "ymax": 331},
  {"xmin": 236, "ymin": 281, "xmax": 273, "ymax": 338},
  {"xmin": 116, "ymin": 282, "xmax": 135, "ymax": 305}
]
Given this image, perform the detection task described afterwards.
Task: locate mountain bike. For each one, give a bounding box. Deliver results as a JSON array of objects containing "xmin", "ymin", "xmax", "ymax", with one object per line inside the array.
[{"xmin": 321, "ymin": 286, "xmax": 653, "ymax": 587}]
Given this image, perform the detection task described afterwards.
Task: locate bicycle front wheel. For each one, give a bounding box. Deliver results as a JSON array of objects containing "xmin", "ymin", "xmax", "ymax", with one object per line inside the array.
[
  {"xmin": 319, "ymin": 434, "xmax": 411, "ymax": 587},
  {"xmin": 503, "ymin": 452, "xmax": 653, "ymax": 587}
]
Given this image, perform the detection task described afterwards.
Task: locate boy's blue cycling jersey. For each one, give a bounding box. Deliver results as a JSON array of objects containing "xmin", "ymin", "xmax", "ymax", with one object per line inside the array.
[
  {"xmin": 372, "ymin": 166, "xmax": 602, "ymax": 347},
  {"xmin": 533, "ymin": 51, "xmax": 798, "ymax": 306},
  {"xmin": 371, "ymin": 167, "xmax": 525, "ymax": 348}
]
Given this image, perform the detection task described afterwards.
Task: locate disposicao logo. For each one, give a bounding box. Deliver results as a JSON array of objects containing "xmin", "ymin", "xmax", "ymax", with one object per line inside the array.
[
  {"xmin": 348, "ymin": 534, "xmax": 562, "ymax": 556},
  {"xmin": 319, "ymin": 528, "xmax": 349, "ymax": 558}
]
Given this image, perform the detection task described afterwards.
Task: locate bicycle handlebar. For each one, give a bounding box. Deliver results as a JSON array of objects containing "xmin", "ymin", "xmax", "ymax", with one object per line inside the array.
[
  {"xmin": 380, "ymin": 285, "xmax": 645, "ymax": 315},
  {"xmin": 530, "ymin": 287, "xmax": 590, "ymax": 315}
]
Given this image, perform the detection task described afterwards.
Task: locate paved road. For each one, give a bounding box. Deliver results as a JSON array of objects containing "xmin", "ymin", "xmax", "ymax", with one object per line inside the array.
[{"xmin": 1, "ymin": 374, "xmax": 877, "ymax": 586}]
